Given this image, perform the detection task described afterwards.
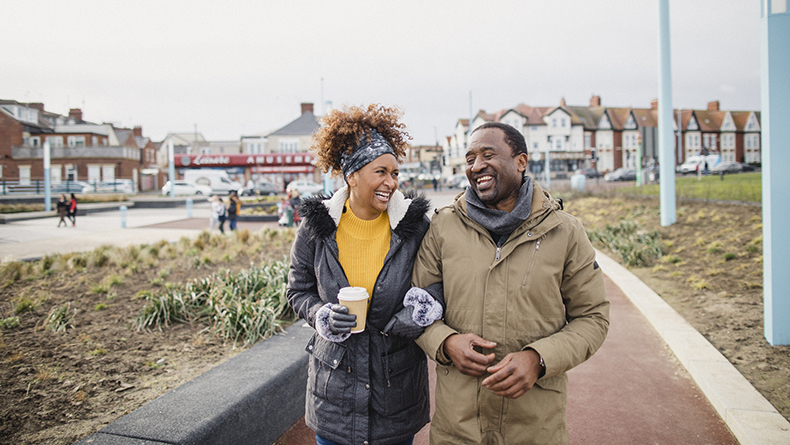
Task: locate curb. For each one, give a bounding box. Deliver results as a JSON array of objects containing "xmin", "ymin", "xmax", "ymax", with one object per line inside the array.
[
  {"xmin": 596, "ymin": 250, "xmax": 790, "ymax": 445},
  {"xmin": 75, "ymin": 321, "xmax": 313, "ymax": 445},
  {"xmin": 0, "ymin": 202, "xmax": 135, "ymax": 224}
]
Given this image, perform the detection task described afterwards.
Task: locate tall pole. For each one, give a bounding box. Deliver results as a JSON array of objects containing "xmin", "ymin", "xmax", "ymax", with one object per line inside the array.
[
  {"xmin": 468, "ymin": 91, "xmax": 473, "ymax": 148},
  {"xmin": 658, "ymin": 0, "xmax": 677, "ymax": 226},
  {"xmin": 761, "ymin": 0, "xmax": 790, "ymax": 345},
  {"xmin": 544, "ymin": 138, "xmax": 551, "ymax": 190},
  {"xmin": 677, "ymin": 109, "xmax": 683, "ymax": 162},
  {"xmin": 168, "ymin": 139, "xmax": 175, "ymax": 198},
  {"xmin": 43, "ymin": 141, "xmax": 51, "ymax": 211}
]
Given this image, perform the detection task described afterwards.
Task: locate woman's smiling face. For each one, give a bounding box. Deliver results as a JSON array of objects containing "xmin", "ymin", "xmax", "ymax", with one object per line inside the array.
[{"xmin": 347, "ymin": 154, "xmax": 399, "ymax": 220}]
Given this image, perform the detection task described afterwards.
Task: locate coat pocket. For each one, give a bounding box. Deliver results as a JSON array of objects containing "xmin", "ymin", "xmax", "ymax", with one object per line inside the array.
[
  {"xmin": 370, "ymin": 342, "xmax": 428, "ymax": 416},
  {"xmin": 305, "ymin": 333, "xmax": 347, "ymax": 400}
]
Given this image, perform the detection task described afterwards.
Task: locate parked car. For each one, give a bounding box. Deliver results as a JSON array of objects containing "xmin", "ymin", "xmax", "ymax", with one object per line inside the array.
[
  {"xmin": 93, "ymin": 179, "xmax": 135, "ymax": 194},
  {"xmin": 162, "ymin": 180, "xmax": 212, "ymax": 196},
  {"xmin": 51, "ymin": 181, "xmax": 93, "ymax": 194},
  {"xmin": 710, "ymin": 162, "xmax": 757, "ymax": 175},
  {"xmin": 286, "ymin": 180, "xmax": 323, "ymax": 196},
  {"xmin": 446, "ymin": 174, "xmax": 468, "ymax": 188},
  {"xmin": 239, "ymin": 181, "xmax": 280, "ymax": 196},
  {"xmin": 578, "ymin": 168, "xmax": 602, "ymax": 179},
  {"xmin": 604, "ymin": 168, "xmax": 637, "ymax": 182}
]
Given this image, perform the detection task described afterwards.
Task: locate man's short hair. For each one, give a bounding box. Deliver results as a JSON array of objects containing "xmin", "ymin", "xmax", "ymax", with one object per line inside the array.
[{"xmin": 471, "ymin": 122, "xmax": 528, "ymax": 157}]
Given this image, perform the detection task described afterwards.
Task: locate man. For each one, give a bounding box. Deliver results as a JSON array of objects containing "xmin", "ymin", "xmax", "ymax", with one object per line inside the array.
[{"xmin": 413, "ymin": 122, "xmax": 610, "ymax": 444}]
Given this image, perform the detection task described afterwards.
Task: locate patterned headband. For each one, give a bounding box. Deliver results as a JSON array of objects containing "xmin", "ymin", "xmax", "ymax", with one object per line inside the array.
[{"xmin": 340, "ymin": 129, "xmax": 397, "ymax": 179}]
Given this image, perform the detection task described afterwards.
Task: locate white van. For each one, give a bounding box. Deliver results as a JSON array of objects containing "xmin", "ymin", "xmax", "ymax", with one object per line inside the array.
[
  {"xmin": 678, "ymin": 155, "xmax": 720, "ymax": 174},
  {"xmin": 183, "ymin": 170, "xmax": 242, "ymax": 194}
]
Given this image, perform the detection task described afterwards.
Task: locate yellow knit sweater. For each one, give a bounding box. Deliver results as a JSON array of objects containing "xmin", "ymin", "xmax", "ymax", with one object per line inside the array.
[{"xmin": 336, "ymin": 200, "xmax": 391, "ymax": 302}]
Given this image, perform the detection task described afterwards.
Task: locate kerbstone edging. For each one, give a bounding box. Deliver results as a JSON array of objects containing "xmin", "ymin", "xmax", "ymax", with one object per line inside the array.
[
  {"xmin": 596, "ymin": 250, "xmax": 790, "ymax": 445},
  {"xmin": 75, "ymin": 320, "xmax": 314, "ymax": 445}
]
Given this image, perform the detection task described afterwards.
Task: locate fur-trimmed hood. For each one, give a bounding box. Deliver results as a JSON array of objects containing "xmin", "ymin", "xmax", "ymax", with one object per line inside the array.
[{"xmin": 298, "ymin": 186, "xmax": 430, "ymax": 241}]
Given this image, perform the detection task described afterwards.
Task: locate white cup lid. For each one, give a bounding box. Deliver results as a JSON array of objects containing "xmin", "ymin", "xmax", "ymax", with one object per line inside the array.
[{"xmin": 338, "ymin": 286, "xmax": 369, "ymax": 301}]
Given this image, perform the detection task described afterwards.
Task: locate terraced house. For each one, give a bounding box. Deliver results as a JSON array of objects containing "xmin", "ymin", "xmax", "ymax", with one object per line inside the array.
[{"xmin": 442, "ymin": 96, "xmax": 761, "ymax": 178}]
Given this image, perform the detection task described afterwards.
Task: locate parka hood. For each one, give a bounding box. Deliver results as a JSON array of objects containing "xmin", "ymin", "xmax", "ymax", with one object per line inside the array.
[{"xmin": 299, "ymin": 186, "xmax": 430, "ymax": 241}]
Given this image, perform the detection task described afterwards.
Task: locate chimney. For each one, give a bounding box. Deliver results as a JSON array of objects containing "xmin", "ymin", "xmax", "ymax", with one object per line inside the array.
[
  {"xmin": 301, "ymin": 103, "xmax": 314, "ymax": 115},
  {"xmin": 590, "ymin": 95, "xmax": 601, "ymax": 107},
  {"xmin": 133, "ymin": 126, "xmax": 143, "ymax": 137},
  {"xmin": 560, "ymin": 97, "xmax": 566, "ymax": 108},
  {"xmin": 651, "ymin": 99, "xmax": 658, "ymax": 110},
  {"xmin": 69, "ymin": 108, "xmax": 83, "ymax": 122},
  {"xmin": 707, "ymin": 100, "xmax": 720, "ymax": 111},
  {"xmin": 28, "ymin": 103, "xmax": 45, "ymax": 112}
]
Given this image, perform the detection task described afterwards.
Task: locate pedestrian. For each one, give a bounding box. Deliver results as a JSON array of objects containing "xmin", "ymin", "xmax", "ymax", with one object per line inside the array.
[
  {"xmin": 287, "ymin": 104, "xmax": 441, "ymax": 445},
  {"xmin": 432, "ymin": 176, "xmax": 438, "ymax": 191},
  {"xmin": 68, "ymin": 193, "xmax": 78, "ymax": 226},
  {"xmin": 412, "ymin": 122, "xmax": 610, "ymax": 444},
  {"xmin": 56, "ymin": 194, "xmax": 68, "ymax": 227},
  {"xmin": 288, "ymin": 189, "xmax": 302, "ymax": 226},
  {"xmin": 209, "ymin": 195, "xmax": 225, "ymax": 233},
  {"xmin": 226, "ymin": 194, "xmax": 238, "ymax": 231}
]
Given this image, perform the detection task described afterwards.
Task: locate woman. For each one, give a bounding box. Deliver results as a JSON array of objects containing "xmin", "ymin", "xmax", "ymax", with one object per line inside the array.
[
  {"xmin": 287, "ymin": 104, "xmax": 441, "ymax": 445},
  {"xmin": 209, "ymin": 195, "xmax": 225, "ymax": 233},
  {"xmin": 68, "ymin": 193, "xmax": 78, "ymax": 226},
  {"xmin": 226, "ymin": 193, "xmax": 239, "ymax": 231},
  {"xmin": 56, "ymin": 194, "xmax": 69, "ymax": 227}
]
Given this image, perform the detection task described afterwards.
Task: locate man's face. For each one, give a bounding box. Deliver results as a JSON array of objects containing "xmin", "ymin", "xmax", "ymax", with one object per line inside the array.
[{"xmin": 465, "ymin": 128, "xmax": 527, "ymax": 212}]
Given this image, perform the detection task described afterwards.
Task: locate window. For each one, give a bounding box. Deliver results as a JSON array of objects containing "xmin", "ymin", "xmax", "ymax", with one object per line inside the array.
[
  {"xmin": 201, "ymin": 147, "xmax": 211, "ymax": 154},
  {"xmin": 102, "ymin": 165, "xmax": 116, "ymax": 182},
  {"xmin": 554, "ymin": 138, "xmax": 562, "ymax": 150},
  {"xmin": 561, "ymin": 118, "xmax": 566, "ymax": 127},
  {"xmin": 30, "ymin": 136, "xmax": 40, "ymax": 147},
  {"xmin": 88, "ymin": 165, "xmax": 101, "ymax": 184},
  {"xmin": 68, "ymin": 136, "xmax": 86, "ymax": 147},
  {"xmin": 92, "ymin": 136, "xmax": 98, "ymax": 146},
  {"xmin": 584, "ymin": 133, "xmax": 591, "ymax": 149},
  {"xmin": 19, "ymin": 166, "xmax": 31, "ymax": 185},
  {"xmin": 46, "ymin": 136, "xmax": 64, "ymax": 148},
  {"xmin": 51, "ymin": 165, "xmax": 62, "ymax": 184},
  {"xmin": 552, "ymin": 118, "xmax": 557, "ymax": 127}
]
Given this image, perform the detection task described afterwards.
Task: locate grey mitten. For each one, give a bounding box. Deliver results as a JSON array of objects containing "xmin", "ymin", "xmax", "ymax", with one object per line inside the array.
[
  {"xmin": 315, "ymin": 303, "xmax": 356, "ymax": 342},
  {"xmin": 383, "ymin": 306, "xmax": 424, "ymax": 340}
]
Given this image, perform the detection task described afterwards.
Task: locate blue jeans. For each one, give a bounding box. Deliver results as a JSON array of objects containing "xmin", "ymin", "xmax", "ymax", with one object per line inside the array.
[
  {"xmin": 316, "ymin": 434, "xmax": 414, "ymax": 445},
  {"xmin": 229, "ymin": 218, "xmax": 237, "ymax": 231}
]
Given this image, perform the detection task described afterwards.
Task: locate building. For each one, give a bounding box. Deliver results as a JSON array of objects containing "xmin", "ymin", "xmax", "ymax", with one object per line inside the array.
[
  {"xmin": 442, "ymin": 96, "xmax": 762, "ymax": 179},
  {"xmin": 0, "ymin": 100, "xmax": 153, "ymax": 190}
]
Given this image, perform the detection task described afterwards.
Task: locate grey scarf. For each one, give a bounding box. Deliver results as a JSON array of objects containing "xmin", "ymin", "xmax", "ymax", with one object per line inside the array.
[{"xmin": 465, "ymin": 175, "xmax": 534, "ymax": 238}]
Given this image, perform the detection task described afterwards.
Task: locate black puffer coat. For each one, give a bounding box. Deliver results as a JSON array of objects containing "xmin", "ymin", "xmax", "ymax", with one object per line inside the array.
[{"xmin": 287, "ymin": 186, "xmax": 431, "ymax": 445}]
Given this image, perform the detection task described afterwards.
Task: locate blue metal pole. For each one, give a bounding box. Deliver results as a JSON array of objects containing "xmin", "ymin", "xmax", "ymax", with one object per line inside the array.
[
  {"xmin": 658, "ymin": 0, "xmax": 676, "ymax": 226},
  {"xmin": 761, "ymin": 0, "xmax": 790, "ymax": 345},
  {"xmin": 120, "ymin": 205, "xmax": 127, "ymax": 228},
  {"xmin": 168, "ymin": 139, "xmax": 176, "ymax": 198},
  {"xmin": 43, "ymin": 141, "xmax": 51, "ymax": 211}
]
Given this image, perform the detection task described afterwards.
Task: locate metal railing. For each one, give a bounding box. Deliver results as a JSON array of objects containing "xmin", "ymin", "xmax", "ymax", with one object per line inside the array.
[{"xmin": 0, "ymin": 178, "xmax": 137, "ymax": 195}]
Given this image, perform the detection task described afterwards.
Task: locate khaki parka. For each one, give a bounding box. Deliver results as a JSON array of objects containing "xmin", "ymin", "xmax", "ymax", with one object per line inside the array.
[{"xmin": 413, "ymin": 182, "xmax": 610, "ymax": 445}]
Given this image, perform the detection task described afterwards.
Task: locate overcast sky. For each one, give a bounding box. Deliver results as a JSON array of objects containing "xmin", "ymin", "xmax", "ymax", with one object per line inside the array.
[{"xmin": 2, "ymin": 0, "xmax": 761, "ymax": 146}]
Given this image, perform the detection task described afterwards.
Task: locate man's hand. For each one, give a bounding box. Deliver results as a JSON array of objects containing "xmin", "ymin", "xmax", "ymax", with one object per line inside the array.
[
  {"xmin": 443, "ymin": 333, "xmax": 496, "ymax": 377},
  {"xmin": 481, "ymin": 349, "xmax": 543, "ymax": 399}
]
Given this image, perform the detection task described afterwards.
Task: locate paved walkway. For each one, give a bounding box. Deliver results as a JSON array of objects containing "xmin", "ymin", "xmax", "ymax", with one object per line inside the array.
[{"xmin": 3, "ymin": 189, "xmax": 789, "ymax": 444}]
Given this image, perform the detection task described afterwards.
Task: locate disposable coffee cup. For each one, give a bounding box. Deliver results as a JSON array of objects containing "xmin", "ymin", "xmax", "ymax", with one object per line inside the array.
[{"xmin": 337, "ymin": 287, "xmax": 369, "ymax": 334}]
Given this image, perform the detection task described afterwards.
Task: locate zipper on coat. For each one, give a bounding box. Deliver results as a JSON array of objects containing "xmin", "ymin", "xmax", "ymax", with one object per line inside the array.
[
  {"xmin": 495, "ymin": 246, "xmax": 502, "ymax": 261},
  {"xmin": 521, "ymin": 237, "xmax": 543, "ymax": 287}
]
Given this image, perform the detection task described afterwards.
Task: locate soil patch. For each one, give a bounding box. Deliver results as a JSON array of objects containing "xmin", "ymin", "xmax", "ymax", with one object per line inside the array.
[
  {"xmin": 0, "ymin": 230, "xmax": 293, "ymax": 445},
  {"xmin": 567, "ymin": 194, "xmax": 790, "ymax": 421}
]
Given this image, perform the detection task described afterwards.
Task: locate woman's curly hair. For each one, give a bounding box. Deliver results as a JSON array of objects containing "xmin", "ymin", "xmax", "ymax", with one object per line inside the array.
[{"xmin": 311, "ymin": 104, "xmax": 411, "ymax": 176}]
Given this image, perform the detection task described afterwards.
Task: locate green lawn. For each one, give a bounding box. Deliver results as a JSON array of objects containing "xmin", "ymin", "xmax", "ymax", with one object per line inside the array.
[{"xmin": 616, "ymin": 172, "xmax": 762, "ymax": 203}]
